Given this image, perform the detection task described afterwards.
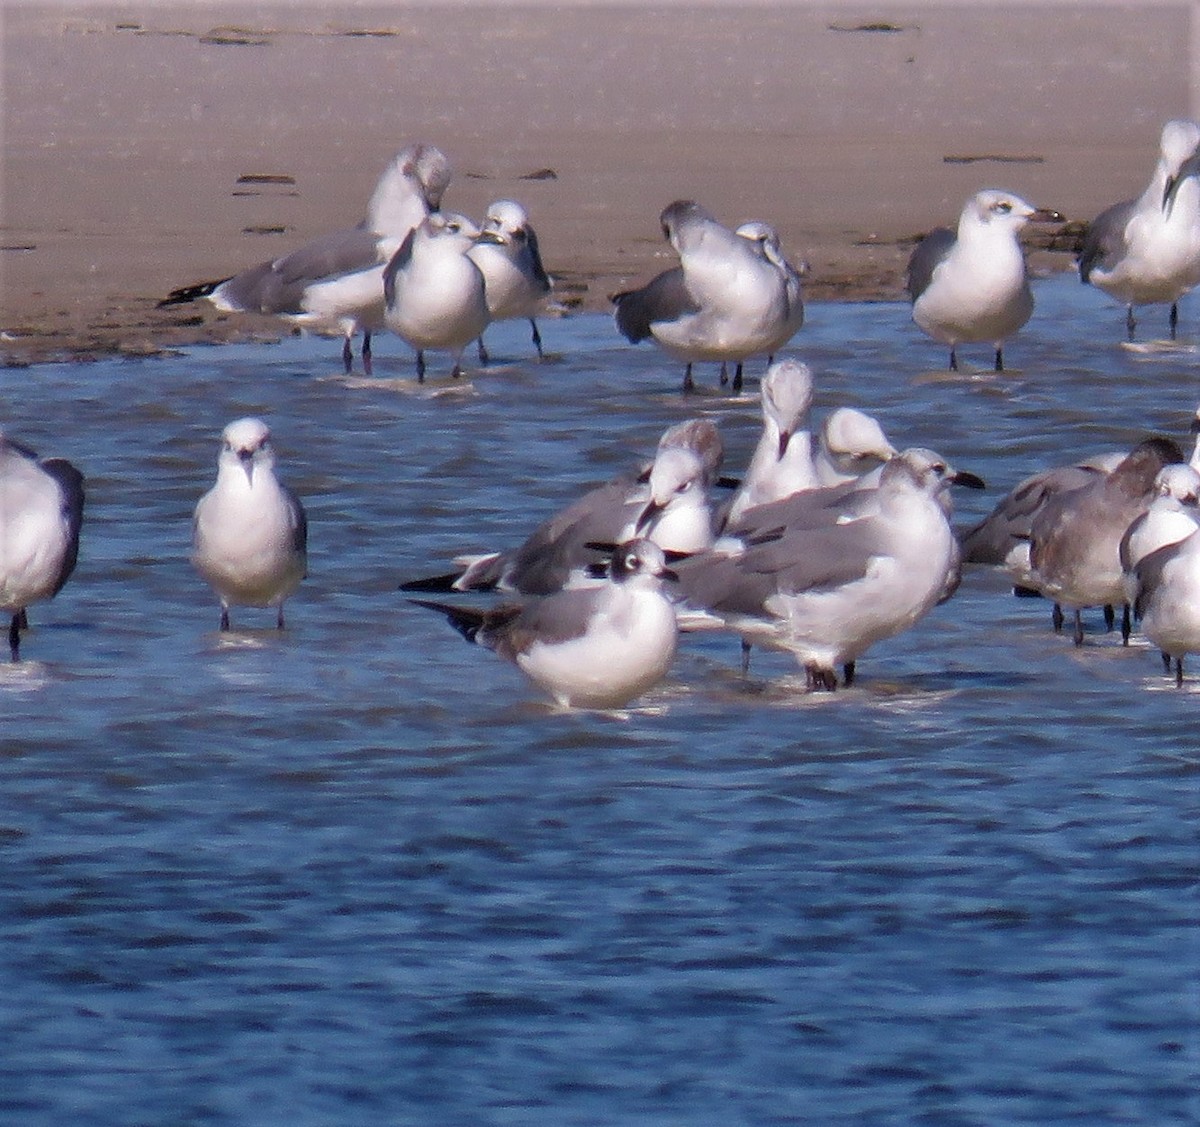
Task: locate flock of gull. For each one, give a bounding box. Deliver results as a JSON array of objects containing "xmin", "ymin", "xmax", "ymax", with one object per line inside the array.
[{"xmin": 4, "ymin": 120, "xmax": 1200, "ymax": 708}]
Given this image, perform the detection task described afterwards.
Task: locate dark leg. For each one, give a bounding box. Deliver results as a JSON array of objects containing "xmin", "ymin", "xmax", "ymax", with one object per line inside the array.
[
  {"xmin": 342, "ymin": 335, "xmax": 354, "ymax": 375},
  {"xmin": 450, "ymin": 361, "xmax": 463, "ymax": 379},
  {"xmin": 477, "ymin": 336, "xmax": 489, "ymax": 364},
  {"xmin": 1175, "ymin": 656, "xmax": 1184, "ymax": 688},
  {"xmin": 1126, "ymin": 305, "xmax": 1136, "ymax": 343},
  {"xmin": 1073, "ymin": 609, "xmax": 1084, "ymax": 647},
  {"xmin": 740, "ymin": 639, "xmax": 752, "ymax": 675},
  {"xmin": 682, "ymin": 363, "xmax": 695, "ymax": 394},
  {"xmin": 719, "ymin": 361, "xmax": 729, "ymax": 386},
  {"xmin": 949, "ymin": 346, "xmax": 958, "ymax": 371},
  {"xmin": 220, "ymin": 607, "xmax": 231, "ymax": 632},
  {"xmin": 994, "ymin": 347, "xmax": 1004, "ymax": 372},
  {"xmin": 362, "ymin": 331, "xmax": 373, "ymax": 376},
  {"xmin": 1052, "ymin": 603, "xmax": 1064, "ymax": 633},
  {"xmin": 529, "ymin": 318, "xmax": 544, "ymax": 359},
  {"xmin": 843, "ymin": 661, "xmax": 856, "ymax": 687},
  {"xmin": 8, "ymin": 613, "xmax": 20, "ymax": 661},
  {"xmin": 1121, "ymin": 603, "xmax": 1131, "ymax": 645},
  {"xmin": 1162, "ymin": 651, "xmax": 1172, "ymax": 672},
  {"xmin": 416, "ymin": 350, "xmax": 426, "ymax": 383},
  {"xmin": 1103, "ymin": 604, "xmax": 1115, "ymax": 632},
  {"xmin": 1169, "ymin": 302, "xmax": 1179, "ymax": 341},
  {"xmin": 732, "ymin": 361, "xmax": 744, "ymax": 395},
  {"xmin": 277, "ymin": 605, "xmax": 286, "ymax": 630}
]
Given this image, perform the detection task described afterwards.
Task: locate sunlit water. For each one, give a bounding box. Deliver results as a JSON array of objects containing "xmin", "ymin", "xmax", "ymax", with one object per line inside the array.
[{"xmin": 2, "ymin": 276, "xmax": 1198, "ymax": 1125}]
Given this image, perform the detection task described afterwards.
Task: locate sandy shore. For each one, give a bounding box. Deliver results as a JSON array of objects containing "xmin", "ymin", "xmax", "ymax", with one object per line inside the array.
[{"xmin": 2, "ymin": 3, "xmax": 1195, "ymax": 365}]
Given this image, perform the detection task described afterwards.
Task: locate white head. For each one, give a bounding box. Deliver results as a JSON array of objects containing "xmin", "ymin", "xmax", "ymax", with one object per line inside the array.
[
  {"xmin": 961, "ymin": 189, "xmax": 1040, "ymax": 235},
  {"xmin": 736, "ymin": 221, "xmax": 810, "ymax": 276},
  {"xmin": 818, "ymin": 407, "xmax": 897, "ymax": 475},
  {"xmin": 368, "ymin": 143, "xmax": 452, "ymax": 235},
  {"xmin": 636, "ymin": 445, "xmax": 708, "ymax": 534},
  {"xmin": 1153, "ymin": 462, "xmax": 1200, "ymax": 505},
  {"xmin": 1159, "ymin": 119, "xmax": 1200, "ymax": 173},
  {"xmin": 761, "ymin": 360, "xmax": 814, "ymax": 453},
  {"xmin": 218, "ymin": 417, "xmax": 275, "ymax": 486},
  {"xmin": 657, "ymin": 418, "xmax": 724, "ymax": 486},
  {"xmin": 480, "ymin": 199, "xmax": 531, "ymax": 244}
]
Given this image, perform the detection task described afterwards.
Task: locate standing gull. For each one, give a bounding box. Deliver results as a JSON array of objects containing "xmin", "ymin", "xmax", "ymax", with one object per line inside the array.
[
  {"xmin": 468, "ymin": 199, "xmax": 553, "ymax": 362},
  {"xmin": 1027, "ymin": 437, "xmax": 1183, "ymax": 645},
  {"xmin": 383, "ymin": 213, "xmax": 495, "ymax": 381},
  {"xmin": 672, "ymin": 449, "xmax": 984, "ymax": 691},
  {"xmin": 612, "ymin": 201, "xmax": 796, "ymax": 393},
  {"xmin": 192, "ymin": 418, "xmax": 308, "ymax": 631},
  {"xmin": 906, "ymin": 189, "xmax": 1063, "ymax": 371},
  {"xmin": 1134, "ymin": 524, "xmax": 1200, "ymax": 686},
  {"xmin": 734, "ymin": 221, "xmax": 807, "ymax": 366},
  {"xmin": 410, "ymin": 539, "xmax": 679, "ymax": 709},
  {"xmin": 1078, "ymin": 119, "xmax": 1200, "ymax": 342},
  {"xmin": 159, "ymin": 143, "xmax": 452, "ymax": 374},
  {"xmin": 0, "ymin": 432, "xmax": 84, "ymax": 661}
]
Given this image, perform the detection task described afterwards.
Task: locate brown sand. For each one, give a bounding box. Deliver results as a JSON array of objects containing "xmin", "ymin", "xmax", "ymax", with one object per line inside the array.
[{"xmin": 2, "ymin": 3, "xmax": 1195, "ymax": 365}]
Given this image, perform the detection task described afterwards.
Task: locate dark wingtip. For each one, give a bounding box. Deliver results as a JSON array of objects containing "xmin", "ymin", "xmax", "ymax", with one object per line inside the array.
[{"xmin": 399, "ymin": 572, "xmax": 465, "ymax": 593}]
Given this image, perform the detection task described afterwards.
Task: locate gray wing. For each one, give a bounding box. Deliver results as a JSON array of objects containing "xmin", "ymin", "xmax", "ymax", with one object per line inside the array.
[
  {"xmin": 217, "ymin": 224, "xmax": 384, "ymax": 314},
  {"xmin": 524, "ymin": 225, "xmax": 552, "ymax": 293},
  {"xmin": 905, "ymin": 227, "xmax": 956, "ymax": 302},
  {"xmin": 1078, "ymin": 198, "xmax": 1135, "ymax": 284},
  {"xmin": 382, "ymin": 226, "xmax": 418, "ymax": 308},
  {"xmin": 39, "ymin": 457, "xmax": 85, "ymax": 596},
  {"xmin": 495, "ymin": 585, "xmax": 606, "ymax": 657},
  {"xmin": 283, "ymin": 484, "xmax": 308, "ymax": 559},
  {"xmin": 1133, "ymin": 539, "xmax": 1177, "ymax": 619},
  {"xmin": 613, "ymin": 268, "xmax": 697, "ymax": 342},
  {"xmin": 959, "ymin": 464, "xmax": 1103, "ymax": 564}
]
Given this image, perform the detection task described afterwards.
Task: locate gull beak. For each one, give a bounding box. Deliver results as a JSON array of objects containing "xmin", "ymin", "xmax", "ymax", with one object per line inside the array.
[
  {"xmin": 1163, "ymin": 152, "xmax": 1200, "ymax": 216},
  {"xmin": 636, "ymin": 499, "xmax": 664, "ymax": 533},
  {"xmin": 1028, "ymin": 207, "xmax": 1065, "ymax": 224},
  {"xmin": 951, "ymin": 469, "xmax": 987, "ymax": 490},
  {"xmin": 777, "ymin": 430, "xmax": 792, "ymax": 460},
  {"xmin": 238, "ymin": 448, "xmax": 255, "ymax": 486},
  {"xmin": 474, "ymin": 230, "xmax": 505, "ymax": 246}
]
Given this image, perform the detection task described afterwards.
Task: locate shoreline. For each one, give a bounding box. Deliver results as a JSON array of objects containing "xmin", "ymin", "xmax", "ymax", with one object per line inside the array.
[{"xmin": 2, "ymin": 3, "xmax": 1190, "ymax": 366}]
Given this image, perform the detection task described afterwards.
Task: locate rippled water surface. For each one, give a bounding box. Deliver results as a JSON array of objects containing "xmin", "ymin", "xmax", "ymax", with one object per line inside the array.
[{"xmin": 3, "ymin": 276, "xmax": 1199, "ymax": 1125}]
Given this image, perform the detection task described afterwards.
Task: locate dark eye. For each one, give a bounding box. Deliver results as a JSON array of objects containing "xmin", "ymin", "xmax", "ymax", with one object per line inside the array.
[
  {"xmin": 932, "ymin": 463, "xmax": 947, "ymax": 475},
  {"xmin": 995, "ymin": 201, "xmax": 1012, "ymax": 214},
  {"xmin": 626, "ymin": 553, "xmax": 641, "ymax": 571}
]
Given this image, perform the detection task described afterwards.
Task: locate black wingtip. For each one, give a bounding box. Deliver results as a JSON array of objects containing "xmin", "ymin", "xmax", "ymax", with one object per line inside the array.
[
  {"xmin": 156, "ymin": 278, "xmax": 228, "ymax": 308},
  {"xmin": 399, "ymin": 571, "xmax": 467, "ymax": 593},
  {"xmin": 407, "ymin": 598, "xmax": 486, "ymax": 644}
]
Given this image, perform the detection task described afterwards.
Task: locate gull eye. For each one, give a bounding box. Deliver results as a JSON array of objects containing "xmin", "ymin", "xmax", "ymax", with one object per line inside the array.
[{"xmin": 995, "ymin": 201, "xmax": 1012, "ymax": 214}]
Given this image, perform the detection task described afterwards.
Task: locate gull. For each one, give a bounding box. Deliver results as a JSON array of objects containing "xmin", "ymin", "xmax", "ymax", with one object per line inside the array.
[
  {"xmin": 959, "ymin": 451, "xmax": 1126, "ymax": 593},
  {"xmin": 734, "ymin": 220, "xmax": 807, "ymax": 364},
  {"xmin": 468, "ymin": 199, "xmax": 553, "ymax": 363},
  {"xmin": 1078, "ymin": 119, "xmax": 1200, "ymax": 342},
  {"xmin": 906, "ymin": 189, "xmax": 1063, "ymax": 371},
  {"xmin": 672, "ymin": 449, "xmax": 984, "ymax": 690},
  {"xmin": 1027, "ymin": 437, "xmax": 1183, "ymax": 645},
  {"xmin": 723, "ymin": 359, "xmax": 818, "ymax": 528},
  {"xmin": 159, "ymin": 143, "xmax": 452, "ymax": 374},
  {"xmin": 1134, "ymin": 524, "xmax": 1200, "ymax": 685},
  {"xmin": 410, "ymin": 539, "xmax": 679, "ymax": 709},
  {"xmin": 383, "ymin": 213, "xmax": 495, "ymax": 380},
  {"xmin": 0, "ymin": 431, "xmax": 84, "ymax": 660},
  {"xmin": 401, "ymin": 418, "xmax": 724, "ymax": 596},
  {"xmin": 1119, "ymin": 463, "xmax": 1200, "ymax": 613},
  {"xmin": 811, "ymin": 407, "xmax": 898, "ymax": 487},
  {"xmin": 612, "ymin": 200, "xmax": 796, "ymax": 393},
  {"xmin": 192, "ymin": 418, "xmax": 308, "ymax": 631}
]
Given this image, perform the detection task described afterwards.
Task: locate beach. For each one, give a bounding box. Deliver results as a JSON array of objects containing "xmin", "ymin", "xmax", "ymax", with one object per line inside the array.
[{"xmin": 2, "ymin": 2, "xmax": 1195, "ymax": 365}]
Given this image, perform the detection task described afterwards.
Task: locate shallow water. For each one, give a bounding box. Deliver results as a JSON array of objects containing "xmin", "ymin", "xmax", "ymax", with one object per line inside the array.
[{"xmin": 2, "ymin": 275, "xmax": 1198, "ymax": 1125}]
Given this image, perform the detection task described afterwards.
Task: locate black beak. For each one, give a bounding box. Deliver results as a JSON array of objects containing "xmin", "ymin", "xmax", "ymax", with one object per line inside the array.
[
  {"xmin": 952, "ymin": 470, "xmax": 987, "ymax": 490},
  {"xmin": 635, "ymin": 500, "xmax": 664, "ymax": 533}
]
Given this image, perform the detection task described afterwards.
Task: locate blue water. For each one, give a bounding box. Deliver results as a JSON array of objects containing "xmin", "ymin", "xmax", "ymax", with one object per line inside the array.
[{"xmin": 2, "ymin": 275, "xmax": 1198, "ymax": 1125}]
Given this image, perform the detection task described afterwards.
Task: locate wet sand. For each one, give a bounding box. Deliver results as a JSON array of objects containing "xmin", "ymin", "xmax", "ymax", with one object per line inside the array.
[{"xmin": 2, "ymin": 2, "xmax": 1195, "ymax": 365}]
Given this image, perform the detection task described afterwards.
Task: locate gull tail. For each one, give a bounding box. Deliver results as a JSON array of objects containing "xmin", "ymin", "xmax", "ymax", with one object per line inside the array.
[
  {"xmin": 157, "ymin": 278, "xmax": 231, "ymax": 308},
  {"xmin": 408, "ymin": 598, "xmax": 491, "ymax": 645}
]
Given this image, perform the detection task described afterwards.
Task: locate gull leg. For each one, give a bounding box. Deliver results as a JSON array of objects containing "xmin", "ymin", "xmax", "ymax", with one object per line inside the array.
[
  {"xmin": 530, "ymin": 318, "xmax": 544, "ymax": 359},
  {"xmin": 277, "ymin": 605, "xmax": 286, "ymax": 630},
  {"xmin": 1121, "ymin": 603, "xmax": 1131, "ymax": 645},
  {"xmin": 1052, "ymin": 603, "xmax": 1064, "ymax": 633},
  {"xmin": 843, "ymin": 661, "xmax": 856, "ymax": 688},
  {"xmin": 8, "ymin": 613, "xmax": 20, "ymax": 661},
  {"xmin": 1126, "ymin": 305, "xmax": 1137, "ymax": 343},
  {"xmin": 362, "ymin": 331, "xmax": 373, "ymax": 377},
  {"xmin": 1073, "ymin": 609, "xmax": 1084, "ymax": 647},
  {"xmin": 740, "ymin": 639, "xmax": 752, "ymax": 675},
  {"xmin": 719, "ymin": 361, "xmax": 729, "ymax": 387},
  {"xmin": 220, "ymin": 607, "xmax": 231, "ymax": 632},
  {"xmin": 994, "ymin": 347, "xmax": 1004, "ymax": 372},
  {"xmin": 477, "ymin": 336, "xmax": 489, "ymax": 364},
  {"xmin": 732, "ymin": 361, "xmax": 744, "ymax": 395},
  {"xmin": 949, "ymin": 346, "xmax": 958, "ymax": 372},
  {"xmin": 342, "ymin": 335, "xmax": 354, "ymax": 375},
  {"xmin": 682, "ymin": 363, "xmax": 695, "ymax": 394},
  {"xmin": 1103, "ymin": 604, "xmax": 1115, "ymax": 632},
  {"xmin": 416, "ymin": 350, "xmax": 426, "ymax": 383},
  {"xmin": 1175, "ymin": 656, "xmax": 1185, "ymax": 688},
  {"xmin": 1169, "ymin": 302, "xmax": 1179, "ymax": 341}
]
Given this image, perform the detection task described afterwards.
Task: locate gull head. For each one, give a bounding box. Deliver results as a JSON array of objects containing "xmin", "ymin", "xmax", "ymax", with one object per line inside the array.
[
  {"xmin": 219, "ymin": 417, "xmax": 274, "ymax": 486},
  {"xmin": 761, "ymin": 360, "xmax": 814, "ymax": 456},
  {"xmin": 963, "ymin": 189, "xmax": 1062, "ymax": 234},
  {"xmin": 480, "ymin": 199, "xmax": 532, "ymax": 247}
]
